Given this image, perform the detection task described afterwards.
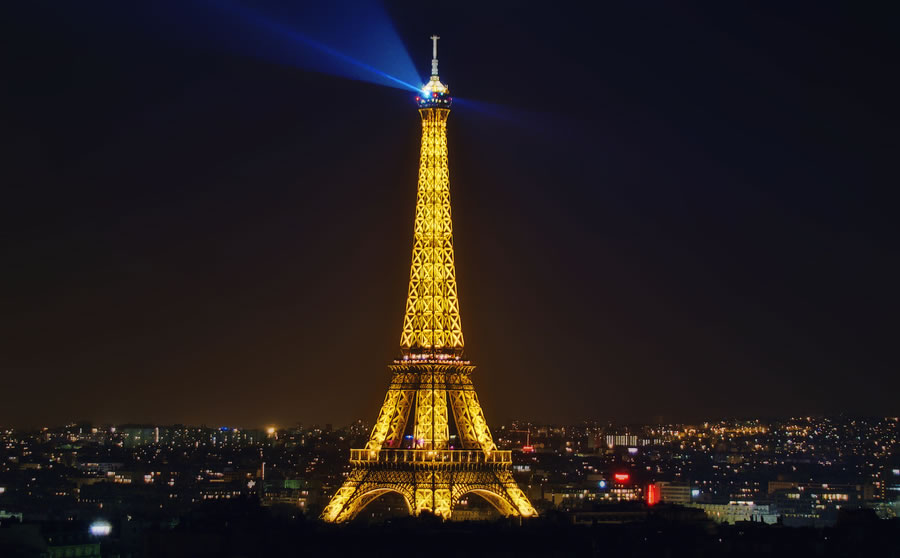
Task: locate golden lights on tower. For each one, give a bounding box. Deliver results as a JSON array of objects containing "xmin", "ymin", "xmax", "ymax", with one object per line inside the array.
[
  {"xmin": 402, "ymin": 34, "xmax": 461, "ymax": 353},
  {"xmin": 321, "ymin": 37, "xmax": 535, "ymax": 523}
]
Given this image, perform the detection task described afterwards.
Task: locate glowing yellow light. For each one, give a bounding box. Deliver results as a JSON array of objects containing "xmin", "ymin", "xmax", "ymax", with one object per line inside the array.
[
  {"xmin": 320, "ymin": 40, "xmax": 535, "ymax": 523},
  {"xmin": 400, "ymin": 106, "xmax": 463, "ymax": 352}
]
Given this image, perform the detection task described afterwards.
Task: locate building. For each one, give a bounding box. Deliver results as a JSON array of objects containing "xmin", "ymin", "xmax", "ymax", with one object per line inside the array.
[
  {"xmin": 687, "ymin": 501, "xmax": 777, "ymax": 525},
  {"xmin": 886, "ymin": 467, "xmax": 900, "ymax": 502},
  {"xmin": 605, "ymin": 434, "xmax": 638, "ymax": 448},
  {"xmin": 654, "ymin": 481, "xmax": 692, "ymax": 504},
  {"xmin": 769, "ymin": 481, "xmax": 866, "ymax": 527},
  {"xmin": 261, "ymin": 478, "xmax": 310, "ymax": 510},
  {"xmin": 119, "ymin": 425, "xmax": 159, "ymax": 447},
  {"xmin": 589, "ymin": 473, "xmax": 642, "ymax": 502}
]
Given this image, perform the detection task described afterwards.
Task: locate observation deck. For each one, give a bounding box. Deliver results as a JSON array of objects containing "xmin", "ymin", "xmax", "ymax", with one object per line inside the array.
[
  {"xmin": 395, "ymin": 353, "xmax": 470, "ymax": 365},
  {"xmin": 350, "ymin": 448, "xmax": 511, "ymax": 468},
  {"xmin": 416, "ymin": 89, "xmax": 451, "ymax": 108}
]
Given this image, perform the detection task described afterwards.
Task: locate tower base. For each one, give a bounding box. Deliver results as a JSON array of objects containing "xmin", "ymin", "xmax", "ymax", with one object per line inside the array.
[{"xmin": 321, "ymin": 465, "xmax": 535, "ymax": 522}]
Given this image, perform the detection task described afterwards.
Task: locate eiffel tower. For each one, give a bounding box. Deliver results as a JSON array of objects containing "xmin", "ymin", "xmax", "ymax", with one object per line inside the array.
[{"xmin": 320, "ymin": 37, "xmax": 536, "ymax": 522}]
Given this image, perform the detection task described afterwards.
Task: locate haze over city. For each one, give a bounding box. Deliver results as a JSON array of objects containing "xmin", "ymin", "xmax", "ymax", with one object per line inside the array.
[{"xmin": 3, "ymin": 2, "xmax": 895, "ymax": 431}]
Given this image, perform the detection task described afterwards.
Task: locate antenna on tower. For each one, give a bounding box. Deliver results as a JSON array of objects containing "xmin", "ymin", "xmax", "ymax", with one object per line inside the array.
[
  {"xmin": 430, "ymin": 35, "xmax": 440, "ymax": 77},
  {"xmin": 419, "ymin": 35, "xmax": 448, "ymax": 99}
]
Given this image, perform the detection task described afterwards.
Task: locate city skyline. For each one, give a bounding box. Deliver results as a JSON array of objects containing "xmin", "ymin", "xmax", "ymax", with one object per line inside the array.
[
  {"xmin": 1, "ymin": 3, "xmax": 898, "ymax": 553},
  {"xmin": 2, "ymin": 2, "xmax": 896, "ymax": 429},
  {"xmin": 2, "ymin": 413, "xmax": 897, "ymax": 554}
]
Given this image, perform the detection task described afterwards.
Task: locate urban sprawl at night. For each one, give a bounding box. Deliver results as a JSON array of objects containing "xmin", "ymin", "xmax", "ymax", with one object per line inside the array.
[{"xmin": 1, "ymin": 416, "xmax": 898, "ymax": 555}]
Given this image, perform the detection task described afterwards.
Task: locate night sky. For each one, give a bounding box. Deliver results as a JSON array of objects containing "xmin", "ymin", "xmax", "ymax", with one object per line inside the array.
[{"xmin": 1, "ymin": 2, "xmax": 896, "ymax": 428}]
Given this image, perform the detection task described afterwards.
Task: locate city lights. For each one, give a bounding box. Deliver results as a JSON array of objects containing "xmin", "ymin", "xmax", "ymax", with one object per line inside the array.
[
  {"xmin": 646, "ymin": 484, "xmax": 659, "ymax": 506},
  {"xmin": 2, "ymin": 1, "xmax": 893, "ymax": 554},
  {"xmin": 89, "ymin": 520, "xmax": 112, "ymax": 536}
]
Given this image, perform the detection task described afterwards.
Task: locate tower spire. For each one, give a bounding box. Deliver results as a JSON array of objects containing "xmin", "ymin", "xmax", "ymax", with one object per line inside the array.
[
  {"xmin": 431, "ymin": 34, "xmax": 440, "ymax": 77},
  {"xmin": 422, "ymin": 36, "xmax": 448, "ymax": 95}
]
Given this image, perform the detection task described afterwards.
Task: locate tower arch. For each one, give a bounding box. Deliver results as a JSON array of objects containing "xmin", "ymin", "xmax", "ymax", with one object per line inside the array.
[
  {"xmin": 324, "ymin": 483, "xmax": 415, "ymax": 523},
  {"xmin": 453, "ymin": 488, "xmax": 517, "ymax": 517}
]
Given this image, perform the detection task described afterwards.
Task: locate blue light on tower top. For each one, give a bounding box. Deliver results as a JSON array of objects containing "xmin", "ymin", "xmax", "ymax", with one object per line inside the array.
[{"xmin": 417, "ymin": 35, "xmax": 451, "ymax": 108}]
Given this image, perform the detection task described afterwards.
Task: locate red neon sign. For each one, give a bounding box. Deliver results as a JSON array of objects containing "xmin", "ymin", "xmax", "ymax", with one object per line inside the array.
[
  {"xmin": 613, "ymin": 473, "xmax": 630, "ymax": 482},
  {"xmin": 646, "ymin": 484, "xmax": 659, "ymax": 506}
]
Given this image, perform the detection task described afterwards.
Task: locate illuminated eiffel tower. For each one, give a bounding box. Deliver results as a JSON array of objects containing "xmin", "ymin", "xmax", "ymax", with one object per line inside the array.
[{"xmin": 321, "ymin": 37, "xmax": 536, "ymax": 522}]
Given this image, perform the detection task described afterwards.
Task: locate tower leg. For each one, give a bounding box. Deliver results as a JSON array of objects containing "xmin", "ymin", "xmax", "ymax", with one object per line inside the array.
[
  {"xmin": 366, "ymin": 390, "xmax": 401, "ymax": 450},
  {"xmin": 413, "ymin": 471, "xmax": 452, "ymax": 518},
  {"xmin": 320, "ymin": 468, "xmax": 369, "ymax": 523},
  {"xmin": 447, "ymin": 470, "xmax": 537, "ymax": 519},
  {"xmin": 495, "ymin": 470, "xmax": 537, "ymax": 517},
  {"xmin": 320, "ymin": 469, "xmax": 416, "ymax": 523},
  {"xmin": 448, "ymin": 378, "xmax": 497, "ymax": 453}
]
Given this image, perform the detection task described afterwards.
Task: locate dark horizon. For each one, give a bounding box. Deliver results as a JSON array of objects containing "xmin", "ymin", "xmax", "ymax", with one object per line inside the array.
[
  {"xmin": 2, "ymin": 414, "xmax": 897, "ymax": 434},
  {"xmin": 2, "ymin": 2, "xmax": 897, "ymax": 429}
]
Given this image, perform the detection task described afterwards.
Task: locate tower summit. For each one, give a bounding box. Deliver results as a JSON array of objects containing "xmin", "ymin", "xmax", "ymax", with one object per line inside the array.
[
  {"xmin": 321, "ymin": 37, "xmax": 535, "ymax": 523},
  {"xmin": 422, "ymin": 35, "xmax": 448, "ymax": 97}
]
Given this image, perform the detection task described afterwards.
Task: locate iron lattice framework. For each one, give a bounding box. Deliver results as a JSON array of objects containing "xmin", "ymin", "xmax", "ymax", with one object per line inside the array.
[
  {"xmin": 400, "ymin": 105, "xmax": 463, "ymax": 352},
  {"xmin": 321, "ymin": 37, "xmax": 535, "ymax": 523}
]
